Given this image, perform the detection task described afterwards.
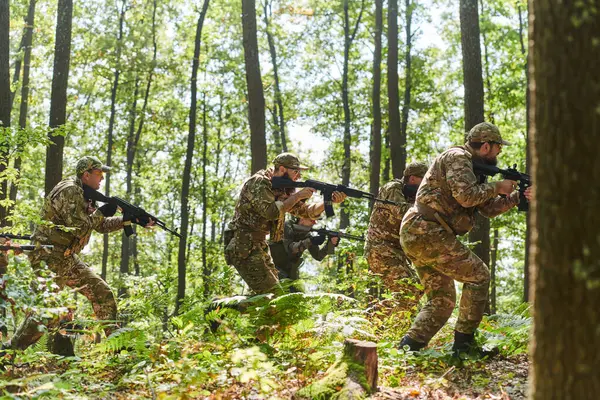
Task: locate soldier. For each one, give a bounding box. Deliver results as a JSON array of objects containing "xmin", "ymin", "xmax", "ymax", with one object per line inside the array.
[
  {"xmin": 269, "ymin": 217, "xmax": 339, "ymax": 291},
  {"xmin": 364, "ymin": 161, "xmax": 428, "ymax": 310},
  {"xmin": 224, "ymin": 153, "xmax": 347, "ymax": 294},
  {"xmin": 3, "ymin": 156, "xmax": 153, "ymax": 354},
  {"xmin": 398, "ymin": 122, "xmax": 532, "ymax": 356}
]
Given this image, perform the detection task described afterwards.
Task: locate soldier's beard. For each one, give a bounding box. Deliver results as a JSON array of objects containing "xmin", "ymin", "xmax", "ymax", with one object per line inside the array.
[
  {"xmin": 283, "ymin": 171, "xmax": 292, "ymax": 180},
  {"xmin": 483, "ymin": 156, "xmax": 498, "ymax": 166}
]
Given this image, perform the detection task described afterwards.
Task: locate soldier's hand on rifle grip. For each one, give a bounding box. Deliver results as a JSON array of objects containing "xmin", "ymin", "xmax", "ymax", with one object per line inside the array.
[
  {"xmin": 331, "ymin": 191, "xmax": 347, "ymax": 203},
  {"xmin": 296, "ymin": 187, "xmax": 315, "ymax": 200},
  {"xmin": 330, "ymin": 236, "xmax": 340, "ymax": 246},
  {"xmin": 496, "ymin": 179, "xmax": 517, "ymax": 196},
  {"xmin": 144, "ymin": 218, "xmax": 156, "ymax": 228}
]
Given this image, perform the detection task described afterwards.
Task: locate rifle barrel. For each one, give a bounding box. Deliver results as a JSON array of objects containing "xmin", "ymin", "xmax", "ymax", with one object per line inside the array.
[{"xmin": 0, "ymin": 233, "xmax": 32, "ymax": 241}]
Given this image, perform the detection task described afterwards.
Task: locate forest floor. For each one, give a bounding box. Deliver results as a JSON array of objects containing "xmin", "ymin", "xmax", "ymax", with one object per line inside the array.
[{"xmin": 1, "ymin": 295, "xmax": 532, "ymax": 399}]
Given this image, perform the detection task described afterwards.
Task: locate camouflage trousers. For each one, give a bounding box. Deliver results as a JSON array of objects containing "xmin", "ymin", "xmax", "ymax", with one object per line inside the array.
[
  {"xmin": 400, "ymin": 213, "xmax": 490, "ymax": 344},
  {"xmin": 225, "ymin": 235, "xmax": 281, "ymax": 295},
  {"xmin": 9, "ymin": 250, "xmax": 117, "ymax": 350},
  {"xmin": 365, "ymin": 242, "xmax": 423, "ymax": 311}
]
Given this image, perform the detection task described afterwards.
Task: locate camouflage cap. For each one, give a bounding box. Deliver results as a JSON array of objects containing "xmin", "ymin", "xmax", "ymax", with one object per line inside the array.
[
  {"xmin": 75, "ymin": 156, "xmax": 111, "ymax": 176},
  {"xmin": 404, "ymin": 161, "xmax": 429, "ymax": 178},
  {"xmin": 273, "ymin": 152, "xmax": 309, "ymax": 170},
  {"xmin": 466, "ymin": 122, "xmax": 512, "ymax": 146}
]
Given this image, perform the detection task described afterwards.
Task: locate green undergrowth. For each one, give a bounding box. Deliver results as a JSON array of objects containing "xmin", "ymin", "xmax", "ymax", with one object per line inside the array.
[{"xmin": 1, "ymin": 293, "xmax": 531, "ymax": 399}]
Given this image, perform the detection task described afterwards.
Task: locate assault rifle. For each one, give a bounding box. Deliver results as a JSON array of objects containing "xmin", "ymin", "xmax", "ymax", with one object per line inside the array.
[
  {"xmin": 310, "ymin": 228, "xmax": 364, "ymax": 242},
  {"xmin": 472, "ymin": 162, "xmax": 531, "ymax": 212},
  {"xmin": 0, "ymin": 234, "xmax": 53, "ymax": 251},
  {"xmin": 271, "ymin": 177, "xmax": 397, "ymax": 217},
  {"xmin": 82, "ymin": 185, "xmax": 181, "ymax": 238}
]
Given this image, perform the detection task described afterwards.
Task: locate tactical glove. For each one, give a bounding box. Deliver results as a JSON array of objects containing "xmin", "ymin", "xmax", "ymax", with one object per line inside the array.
[
  {"xmin": 309, "ymin": 233, "xmax": 326, "ymax": 246},
  {"xmin": 98, "ymin": 203, "xmax": 118, "ymax": 217}
]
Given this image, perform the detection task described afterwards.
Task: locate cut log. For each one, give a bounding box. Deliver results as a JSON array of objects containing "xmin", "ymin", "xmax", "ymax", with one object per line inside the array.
[{"xmin": 295, "ymin": 338, "xmax": 378, "ymax": 399}]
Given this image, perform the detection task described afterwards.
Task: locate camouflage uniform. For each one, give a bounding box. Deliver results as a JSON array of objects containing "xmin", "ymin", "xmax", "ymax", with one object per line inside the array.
[
  {"xmin": 365, "ymin": 162, "xmax": 428, "ymax": 308},
  {"xmin": 8, "ymin": 156, "xmax": 124, "ymax": 350},
  {"xmin": 400, "ymin": 123, "xmax": 518, "ymax": 344},
  {"xmin": 269, "ymin": 220, "xmax": 336, "ymax": 282},
  {"xmin": 225, "ymin": 154, "xmax": 322, "ymax": 294}
]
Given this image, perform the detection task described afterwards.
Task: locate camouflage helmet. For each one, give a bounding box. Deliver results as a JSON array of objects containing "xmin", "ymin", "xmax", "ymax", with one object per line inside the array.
[
  {"xmin": 272, "ymin": 152, "xmax": 309, "ymax": 170},
  {"xmin": 403, "ymin": 161, "xmax": 428, "ymax": 178},
  {"xmin": 75, "ymin": 156, "xmax": 111, "ymax": 177},
  {"xmin": 466, "ymin": 122, "xmax": 512, "ymax": 146}
]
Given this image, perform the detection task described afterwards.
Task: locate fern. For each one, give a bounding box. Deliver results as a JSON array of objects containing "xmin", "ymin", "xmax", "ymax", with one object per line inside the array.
[{"xmin": 98, "ymin": 327, "xmax": 148, "ymax": 355}]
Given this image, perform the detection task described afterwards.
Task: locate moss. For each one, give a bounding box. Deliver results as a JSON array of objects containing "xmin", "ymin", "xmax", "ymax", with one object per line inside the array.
[{"xmin": 295, "ymin": 354, "xmax": 371, "ymax": 400}]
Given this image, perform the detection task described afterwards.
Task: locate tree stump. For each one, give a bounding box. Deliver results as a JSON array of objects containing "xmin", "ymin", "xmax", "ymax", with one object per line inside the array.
[{"xmin": 295, "ymin": 339, "xmax": 378, "ymax": 399}]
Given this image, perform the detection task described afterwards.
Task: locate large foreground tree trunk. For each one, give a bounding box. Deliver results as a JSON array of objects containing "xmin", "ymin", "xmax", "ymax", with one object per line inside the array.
[
  {"xmin": 460, "ymin": 0, "xmax": 490, "ymax": 285},
  {"xmin": 529, "ymin": 0, "xmax": 600, "ymax": 397},
  {"xmin": 44, "ymin": 0, "xmax": 73, "ymax": 195},
  {"xmin": 0, "ymin": 0, "xmax": 11, "ymax": 226},
  {"xmin": 242, "ymin": 0, "xmax": 266, "ymax": 173}
]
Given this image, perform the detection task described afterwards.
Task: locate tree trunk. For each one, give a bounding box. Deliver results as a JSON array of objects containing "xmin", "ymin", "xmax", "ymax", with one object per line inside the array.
[
  {"xmin": 340, "ymin": 0, "xmax": 364, "ymax": 230},
  {"xmin": 387, "ymin": 0, "xmax": 405, "ymax": 179},
  {"xmin": 44, "ymin": 0, "xmax": 73, "ymax": 195},
  {"xmin": 518, "ymin": 3, "xmax": 531, "ymax": 303},
  {"xmin": 8, "ymin": 0, "xmax": 37, "ymax": 218},
  {"xmin": 490, "ymin": 228, "xmax": 498, "ymax": 314},
  {"xmin": 263, "ymin": 0, "xmax": 287, "ymax": 152},
  {"xmin": 529, "ymin": 0, "xmax": 600, "ymax": 397},
  {"xmin": 0, "ymin": 0, "xmax": 11, "ymax": 226},
  {"xmin": 369, "ymin": 0, "xmax": 382, "ymax": 211},
  {"xmin": 399, "ymin": 0, "xmax": 413, "ymax": 157},
  {"xmin": 296, "ymin": 339, "xmax": 378, "ymax": 399},
  {"xmin": 242, "ymin": 0, "xmax": 266, "ymax": 173},
  {"xmin": 102, "ymin": 0, "xmax": 127, "ymax": 281},
  {"xmin": 460, "ymin": 0, "xmax": 489, "ymax": 283},
  {"xmin": 118, "ymin": 76, "xmax": 140, "ymax": 297},
  {"xmin": 201, "ymin": 94, "xmax": 209, "ymax": 298},
  {"xmin": 176, "ymin": 0, "xmax": 210, "ymax": 315}
]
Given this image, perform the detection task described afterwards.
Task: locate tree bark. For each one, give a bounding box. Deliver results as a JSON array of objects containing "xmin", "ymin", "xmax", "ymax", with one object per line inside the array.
[
  {"xmin": 369, "ymin": 0, "xmax": 382, "ymax": 211},
  {"xmin": 490, "ymin": 228, "xmax": 498, "ymax": 314},
  {"xmin": 387, "ymin": 0, "xmax": 405, "ymax": 179},
  {"xmin": 0, "ymin": 0, "xmax": 11, "ymax": 226},
  {"xmin": 44, "ymin": 0, "xmax": 73, "ymax": 195},
  {"xmin": 399, "ymin": 0, "xmax": 413, "ymax": 157},
  {"xmin": 340, "ymin": 0, "xmax": 364, "ymax": 230},
  {"xmin": 102, "ymin": 0, "xmax": 127, "ymax": 281},
  {"xmin": 518, "ymin": 3, "xmax": 531, "ymax": 303},
  {"xmin": 529, "ymin": 0, "xmax": 600, "ymax": 397},
  {"xmin": 8, "ymin": 0, "xmax": 37, "ymax": 217},
  {"xmin": 460, "ymin": 0, "xmax": 489, "ymax": 283},
  {"xmin": 263, "ymin": 0, "xmax": 287, "ymax": 152},
  {"xmin": 176, "ymin": 0, "xmax": 210, "ymax": 315},
  {"xmin": 242, "ymin": 0, "xmax": 266, "ymax": 173}
]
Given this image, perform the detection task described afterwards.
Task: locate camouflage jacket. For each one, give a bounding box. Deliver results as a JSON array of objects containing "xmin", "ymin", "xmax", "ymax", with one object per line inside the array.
[
  {"xmin": 269, "ymin": 221, "xmax": 335, "ymax": 279},
  {"xmin": 365, "ymin": 178, "xmax": 412, "ymax": 251},
  {"xmin": 32, "ymin": 177, "xmax": 124, "ymax": 255},
  {"xmin": 227, "ymin": 169, "xmax": 322, "ymax": 244},
  {"xmin": 411, "ymin": 145, "xmax": 519, "ymax": 235}
]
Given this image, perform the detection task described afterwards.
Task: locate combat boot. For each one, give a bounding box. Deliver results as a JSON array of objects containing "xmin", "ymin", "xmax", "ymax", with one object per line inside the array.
[
  {"xmin": 452, "ymin": 330, "xmax": 498, "ymax": 359},
  {"xmin": 398, "ymin": 334, "xmax": 427, "ymax": 352}
]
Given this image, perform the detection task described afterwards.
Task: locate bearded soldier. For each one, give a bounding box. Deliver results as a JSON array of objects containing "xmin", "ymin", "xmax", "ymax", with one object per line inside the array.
[
  {"xmin": 3, "ymin": 156, "xmax": 153, "ymax": 354},
  {"xmin": 364, "ymin": 161, "xmax": 428, "ymax": 309},
  {"xmin": 225, "ymin": 153, "xmax": 346, "ymax": 294},
  {"xmin": 398, "ymin": 122, "xmax": 532, "ymax": 356}
]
